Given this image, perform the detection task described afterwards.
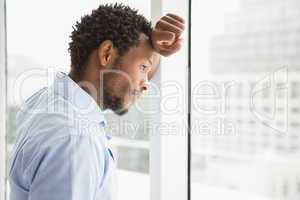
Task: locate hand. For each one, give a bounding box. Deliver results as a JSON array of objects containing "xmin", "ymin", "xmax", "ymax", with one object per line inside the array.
[{"xmin": 151, "ymin": 13, "xmax": 185, "ymax": 57}]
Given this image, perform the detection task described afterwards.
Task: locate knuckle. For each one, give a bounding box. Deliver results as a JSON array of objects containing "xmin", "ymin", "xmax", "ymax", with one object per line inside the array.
[
  {"xmin": 155, "ymin": 20, "xmax": 164, "ymax": 28},
  {"xmin": 161, "ymin": 16, "xmax": 169, "ymax": 21}
]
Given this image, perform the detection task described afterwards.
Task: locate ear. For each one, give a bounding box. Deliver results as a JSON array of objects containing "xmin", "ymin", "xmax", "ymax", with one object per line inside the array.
[{"xmin": 97, "ymin": 40, "xmax": 117, "ymax": 67}]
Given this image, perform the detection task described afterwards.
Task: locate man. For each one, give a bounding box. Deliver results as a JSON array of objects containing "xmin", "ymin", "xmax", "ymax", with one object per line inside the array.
[{"xmin": 9, "ymin": 3, "xmax": 185, "ymax": 200}]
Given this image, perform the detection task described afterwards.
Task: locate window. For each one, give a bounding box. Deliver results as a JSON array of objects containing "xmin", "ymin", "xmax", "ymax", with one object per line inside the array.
[
  {"xmin": 1, "ymin": 1, "xmax": 189, "ymax": 200},
  {"xmin": 191, "ymin": 0, "xmax": 300, "ymax": 199},
  {"xmin": 5, "ymin": 1, "xmax": 152, "ymax": 200},
  {"xmin": 4, "ymin": 0, "xmax": 300, "ymax": 199},
  {"xmin": 0, "ymin": 0, "xmax": 7, "ymax": 199}
]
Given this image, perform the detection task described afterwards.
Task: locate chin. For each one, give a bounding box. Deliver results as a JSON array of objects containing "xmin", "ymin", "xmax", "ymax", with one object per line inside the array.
[{"xmin": 114, "ymin": 108, "xmax": 129, "ymax": 116}]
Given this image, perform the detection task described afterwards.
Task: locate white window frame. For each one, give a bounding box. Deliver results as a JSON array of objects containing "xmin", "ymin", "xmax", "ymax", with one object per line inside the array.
[
  {"xmin": 150, "ymin": 1, "xmax": 189, "ymax": 200},
  {"xmin": 0, "ymin": 0, "xmax": 7, "ymax": 199}
]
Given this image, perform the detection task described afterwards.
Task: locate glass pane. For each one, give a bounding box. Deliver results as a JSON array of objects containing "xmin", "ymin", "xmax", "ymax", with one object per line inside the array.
[
  {"xmin": 191, "ymin": 0, "xmax": 300, "ymax": 200},
  {"xmin": 6, "ymin": 1, "xmax": 152, "ymax": 200}
]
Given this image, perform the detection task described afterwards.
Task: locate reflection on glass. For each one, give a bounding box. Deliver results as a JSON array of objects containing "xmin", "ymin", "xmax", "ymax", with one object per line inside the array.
[{"xmin": 191, "ymin": 0, "xmax": 300, "ymax": 199}]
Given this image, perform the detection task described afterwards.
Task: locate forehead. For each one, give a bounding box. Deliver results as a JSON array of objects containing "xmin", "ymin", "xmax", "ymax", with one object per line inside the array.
[{"xmin": 122, "ymin": 33, "xmax": 154, "ymax": 62}]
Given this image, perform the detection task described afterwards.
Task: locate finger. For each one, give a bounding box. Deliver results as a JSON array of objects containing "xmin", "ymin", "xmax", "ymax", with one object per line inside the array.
[
  {"xmin": 159, "ymin": 45, "xmax": 181, "ymax": 57},
  {"xmin": 166, "ymin": 13, "xmax": 185, "ymax": 24},
  {"xmin": 152, "ymin": 30, "xmax": 176, "ymax": 45},
  {"xmin": 155, "ymin": 20, "xmax": 183, "ymax": 36},
  {"xmin": 161, "ymin": 15, "xmax": 185, "ymax": 30},
  {"xmin": 156, "ymin": 38, "xmax": 183, "ymax": 53}
]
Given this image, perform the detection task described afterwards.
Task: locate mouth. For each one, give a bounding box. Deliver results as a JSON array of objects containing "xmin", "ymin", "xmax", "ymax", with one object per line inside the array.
[
  {"xmin": 129, "ymin": 89, "xmax": 143, "ymax": 103},
  {"xmin": 130, "ymin": 89, "xmax": 141, "ymax": 95}
]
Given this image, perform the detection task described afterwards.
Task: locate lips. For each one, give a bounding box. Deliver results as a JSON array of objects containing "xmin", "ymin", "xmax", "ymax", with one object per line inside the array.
[
  {"xmin": 130, "ymin": 89, "xmax": 142, "ymax": 96},
  {"xmin": 129, "ymin": 89, "xmax": 142, "ymax": 104}
]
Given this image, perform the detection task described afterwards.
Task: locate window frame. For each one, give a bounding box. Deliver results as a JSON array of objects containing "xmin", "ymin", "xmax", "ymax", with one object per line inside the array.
[
  {"xmin": 150, "ymin": 1, "xmax": 190, "ymax": 200},
  {"xmin": 0, "ymin": 0, "xmax": 7, "ymax": 199}
]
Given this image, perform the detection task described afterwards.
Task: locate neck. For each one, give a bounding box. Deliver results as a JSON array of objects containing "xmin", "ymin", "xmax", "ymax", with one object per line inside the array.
[
  {"xmin": 68, "ymin": 68, "xmax": 82, "ymax": 83},
  {"xmin": 68, "ymin": 67, "xmax": 104, "ymax": 109}
]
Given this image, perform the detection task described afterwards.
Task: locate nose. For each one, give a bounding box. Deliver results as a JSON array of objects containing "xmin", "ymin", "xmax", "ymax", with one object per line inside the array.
[
  {"xmin": 140, "ymin": 75, "xmax": 150, "ymax": 93},
  {"xmin": 141, "ymin": 81, "xmax": 150, "ymax": 92}
]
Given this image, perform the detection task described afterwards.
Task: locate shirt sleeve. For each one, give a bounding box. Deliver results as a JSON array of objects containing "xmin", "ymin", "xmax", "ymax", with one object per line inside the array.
[{"xmin": 26, "ymin": 134, "xmax": 105, "ymax": 200}]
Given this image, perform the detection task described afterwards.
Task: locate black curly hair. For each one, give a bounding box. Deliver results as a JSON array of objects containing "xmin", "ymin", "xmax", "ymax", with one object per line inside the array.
[{"xmin": 68, "ymin": 3, "xmax": 153, "ymax": 73}]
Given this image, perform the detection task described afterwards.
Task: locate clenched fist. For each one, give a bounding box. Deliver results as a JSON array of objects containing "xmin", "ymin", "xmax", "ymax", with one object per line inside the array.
[{"xmin": 151, "ymin": 13, "xmax": 185, "ymax": 57}]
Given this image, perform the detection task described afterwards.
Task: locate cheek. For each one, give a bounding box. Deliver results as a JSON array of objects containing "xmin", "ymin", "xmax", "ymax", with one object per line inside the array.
[
  {"xmin": 123, "ymin": 66, "xmax": 142, "ymax": 87},
  {"xmin": 106, "ymin": 73, "xmax": 134, "ymax": 97}
]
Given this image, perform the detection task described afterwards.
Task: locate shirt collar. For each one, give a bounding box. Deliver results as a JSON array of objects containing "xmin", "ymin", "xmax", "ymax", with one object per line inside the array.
[{"xmin": 51, "ymin": 72, "xmax": 110, "ymax": 137}]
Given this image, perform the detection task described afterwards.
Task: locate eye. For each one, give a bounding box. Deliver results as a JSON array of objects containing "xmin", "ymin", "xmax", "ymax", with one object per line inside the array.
[{"xmin": 140, "ymin": 65, "xmax": 149, "ymax": 72}]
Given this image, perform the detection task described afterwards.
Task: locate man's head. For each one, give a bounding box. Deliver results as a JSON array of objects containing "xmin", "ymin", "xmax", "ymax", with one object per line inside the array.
[{"xmin": 68, "ymin": 3, "xmax": 154, "ymax": 115}]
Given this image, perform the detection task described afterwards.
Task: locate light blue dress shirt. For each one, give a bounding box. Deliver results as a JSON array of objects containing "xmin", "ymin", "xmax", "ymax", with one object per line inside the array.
[{"xmin": 9, "ymin": 71, "xmax": 117, "ymax": 200}]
